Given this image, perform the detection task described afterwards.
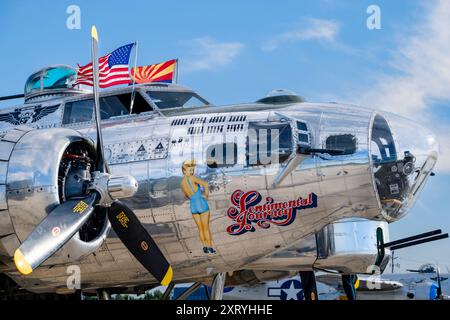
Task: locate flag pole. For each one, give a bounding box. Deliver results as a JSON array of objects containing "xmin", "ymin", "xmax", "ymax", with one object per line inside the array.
[
  {"xmin": 175, "ymin": 58, "xmax": 179, "ymax": 84},
  {"xmin": 130, "ymin": 41, "xmax": 138, "ymax": 114}
]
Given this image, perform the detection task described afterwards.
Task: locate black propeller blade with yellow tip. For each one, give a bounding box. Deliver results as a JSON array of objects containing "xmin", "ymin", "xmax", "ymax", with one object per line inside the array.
[
  {"xmin": 14, "ymin": 26, "xmax": 173, "ymax": 286},
  {"xmin": 108, "ymin": 201, "xmax": 173, "ymax": 285}
]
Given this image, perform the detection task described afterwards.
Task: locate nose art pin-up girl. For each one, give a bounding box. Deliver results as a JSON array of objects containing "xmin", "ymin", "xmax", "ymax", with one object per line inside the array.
[{"xmin": 181, "ymin": 160, "xmax": 215, "ymax": 254}]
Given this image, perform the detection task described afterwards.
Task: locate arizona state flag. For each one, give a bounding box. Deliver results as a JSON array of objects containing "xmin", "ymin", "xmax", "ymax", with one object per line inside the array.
[{"xmin": 130, "ymin": 59, "xmax": 177, "ymax": 84}]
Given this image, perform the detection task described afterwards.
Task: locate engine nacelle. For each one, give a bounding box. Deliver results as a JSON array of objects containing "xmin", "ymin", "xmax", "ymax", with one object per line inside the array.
[
  {"xmin": 0, "ymin": 126, "xmax": 110, "ymax": 264},
  {"xmin": 243, "ymin": 218, "xmax": 391, "ymax": 275}
]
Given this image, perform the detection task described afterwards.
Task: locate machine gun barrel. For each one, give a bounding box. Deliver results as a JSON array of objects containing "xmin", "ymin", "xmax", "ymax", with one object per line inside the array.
[
  {"xmin": 382, "ymin": 229, "xmax": 442, "ymax": 248},
  {"xmin": 388, "ymin": 234, "xmax": 449, "ymax": 251},
  {"xmin": 0, "ymin": 94, "xmax": 24, "ymax": 101}
]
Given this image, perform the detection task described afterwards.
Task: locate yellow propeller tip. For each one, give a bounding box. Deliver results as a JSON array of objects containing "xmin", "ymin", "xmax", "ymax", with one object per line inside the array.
[
  {"xmin": 160, "ymin": 266, "xmax": 173, "ymax": 286},
  {"xmin": 91, "ymin": 26, "xmax": 98, "ymax": 41},
  {"xmin": 14, "ymin": 249, "xmax": 33, "ymax": 275}
]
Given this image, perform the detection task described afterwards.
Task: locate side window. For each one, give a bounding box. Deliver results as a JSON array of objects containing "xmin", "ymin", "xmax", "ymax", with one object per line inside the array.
[
  {"xmin": 325, "ymin": 134, "xmax": 357, "ymax": 155},
  {"xmin": 101, "ymin": 92, "xmax": 153, "ymax": 119},
  {"xmin": 246, "ymin": 122, "xmax": 293, "ymax": 166},
  {"xmin": 62, "ymin": 99, "xmax": 93, "ymax": 124},
  {"xmin": 100, "ymin": 95, "xmax": 129, "ymax": 119},
  {"xmin": 297, "ymin": 121, "xmax": 310, "ymax": 146},
  {"xmin": 207, "ymin": 143, "xmax": 238, "ymax": 168}
]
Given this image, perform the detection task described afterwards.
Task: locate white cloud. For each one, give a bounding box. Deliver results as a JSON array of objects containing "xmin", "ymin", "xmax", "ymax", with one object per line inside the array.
[
  {"xmin": 262, "ymin": 18, "xmax": 340, "ymax": 52},
  {"xmin": 182, "ymin": 37, "xmax": 244, "ymax": 72},
  {"xmin": 433, "ymin": 125, "xmax": 450, "ymax": 172},
  {"xmin": 360, "ymin": 0, "xmax": 450, "ymax": 172}
]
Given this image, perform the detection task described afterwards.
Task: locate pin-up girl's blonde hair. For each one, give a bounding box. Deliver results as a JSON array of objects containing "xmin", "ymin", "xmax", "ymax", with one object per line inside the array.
[{"xmin": 181, "ymin": 159, "xmax": 196, "ymax": 174}]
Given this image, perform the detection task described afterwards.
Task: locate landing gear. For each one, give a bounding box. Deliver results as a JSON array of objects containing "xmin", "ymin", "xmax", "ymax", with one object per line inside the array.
[
  {"xmin": 341, "ymin": 274, "xmax": 357, "ymax": 300},
  {"xmin": 210, "ymin": 272, "xmax": 226, "ymax": 300},
  {"xmin": 165, "ymin": 272, "xmax": 227, "ymax": 300},
  {"xmin": 161, "ymin": 282, "xmax": 175, "ymax": 300},
  {"xmin": 299, "ymin": 271, "xmax": 318, "ymax": 300},
  {"xmin": 175, "ymin": 282, "xmax": 202, "ymax": 300},
  {"xmin": 97, "ymin": 289, "xmax": 111, "ymax": 300}
]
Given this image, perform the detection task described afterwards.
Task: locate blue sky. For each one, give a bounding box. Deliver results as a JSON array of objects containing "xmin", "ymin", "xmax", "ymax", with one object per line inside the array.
[{"xmin": 1, "ymin": 0, "xmax": 449, "ymax": 272}]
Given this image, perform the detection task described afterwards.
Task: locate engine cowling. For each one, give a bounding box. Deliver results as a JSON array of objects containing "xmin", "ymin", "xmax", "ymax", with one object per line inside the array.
[{"xmin": 0, "ymin": 126, "xmax": 110, "ymax": 264}]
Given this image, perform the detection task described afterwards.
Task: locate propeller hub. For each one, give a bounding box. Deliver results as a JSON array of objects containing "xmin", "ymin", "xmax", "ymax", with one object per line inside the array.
[
  {"xmin": 108, "ymin": 175, "xmax": 138, "ymax": 200},
  {"xmin": 89, "ymin": 172, "xmax": 138, "ymax": 206}
]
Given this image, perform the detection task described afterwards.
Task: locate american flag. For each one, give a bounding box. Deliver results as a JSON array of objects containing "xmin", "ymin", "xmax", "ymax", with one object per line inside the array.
[{"xmin": 74, "ymin": 43, "xmax": 134, "ymax": 88}]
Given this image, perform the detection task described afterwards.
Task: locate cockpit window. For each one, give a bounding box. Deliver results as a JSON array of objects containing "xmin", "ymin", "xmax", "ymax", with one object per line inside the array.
[
  {"xmin": 62, "ymin": 92, "xmax": 153, "ymax": 125},
  {"xmin": 100, "ymin": 93, "xmax": 152, "ymax": 118},
  {"xmin": 62, "ymin": 99, "xmax": 94, "ymax": 124},
  {"xmin": 146, "ymin": 91, "xmax": 210, "ymax": 109},
  {"xmin": 100, "ymin": 95, "xmax": 129, "ymax": 119}
]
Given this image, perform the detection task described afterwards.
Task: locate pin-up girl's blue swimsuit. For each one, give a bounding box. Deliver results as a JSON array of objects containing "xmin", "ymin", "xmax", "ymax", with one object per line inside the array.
[{"xmin": 187, "ymin": 178, "xmax": 209, "ymax": 214}]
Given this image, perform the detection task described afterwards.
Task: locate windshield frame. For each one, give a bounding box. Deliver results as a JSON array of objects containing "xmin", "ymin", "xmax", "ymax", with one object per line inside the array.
[
  {"xmin": 144, "ymin": 89, "xmax": 212, "ymax": 113},
  {"xmin": 61, "ymin": 89, "xmax": 157, "ymax": 127}
]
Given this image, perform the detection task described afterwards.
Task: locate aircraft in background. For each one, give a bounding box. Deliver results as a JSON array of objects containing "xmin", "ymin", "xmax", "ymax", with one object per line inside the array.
[
  {"xmin": 196, "ymin": 264, "xmax": 448, "ymax": 300},
  {"xmin": 318, "ymin": 263, "xmax": 450, "ymax": 300}
]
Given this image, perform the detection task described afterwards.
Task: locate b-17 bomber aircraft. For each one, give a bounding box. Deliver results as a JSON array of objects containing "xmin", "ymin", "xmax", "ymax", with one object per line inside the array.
[{"xmin": 0, "ymin": 28, "xmax": 444, "ymax": 300}]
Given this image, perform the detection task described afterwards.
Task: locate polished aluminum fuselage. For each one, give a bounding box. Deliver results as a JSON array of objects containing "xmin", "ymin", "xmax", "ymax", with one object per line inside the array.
[{"xmin": 0, "ymin": 86, "xmax": 438, "ymax": 293}]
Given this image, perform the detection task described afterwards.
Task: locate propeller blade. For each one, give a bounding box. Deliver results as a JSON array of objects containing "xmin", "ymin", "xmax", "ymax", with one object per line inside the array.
[
  {"xmin": 108, "ymin": 201, "xmax": 173, "ymax": 285},
  {"xmin": 14, "ymin": 193, "xmax": 98, "ymax": 275},
  {"xmin": 90, "ymin": 25, "xmax": 107, "ymax": 173}
]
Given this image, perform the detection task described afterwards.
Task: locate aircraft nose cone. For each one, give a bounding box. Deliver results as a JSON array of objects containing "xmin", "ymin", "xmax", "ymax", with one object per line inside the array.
[{"xmin": 370, "ymin": 112, "xmax": 439, "ymax": 221}]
